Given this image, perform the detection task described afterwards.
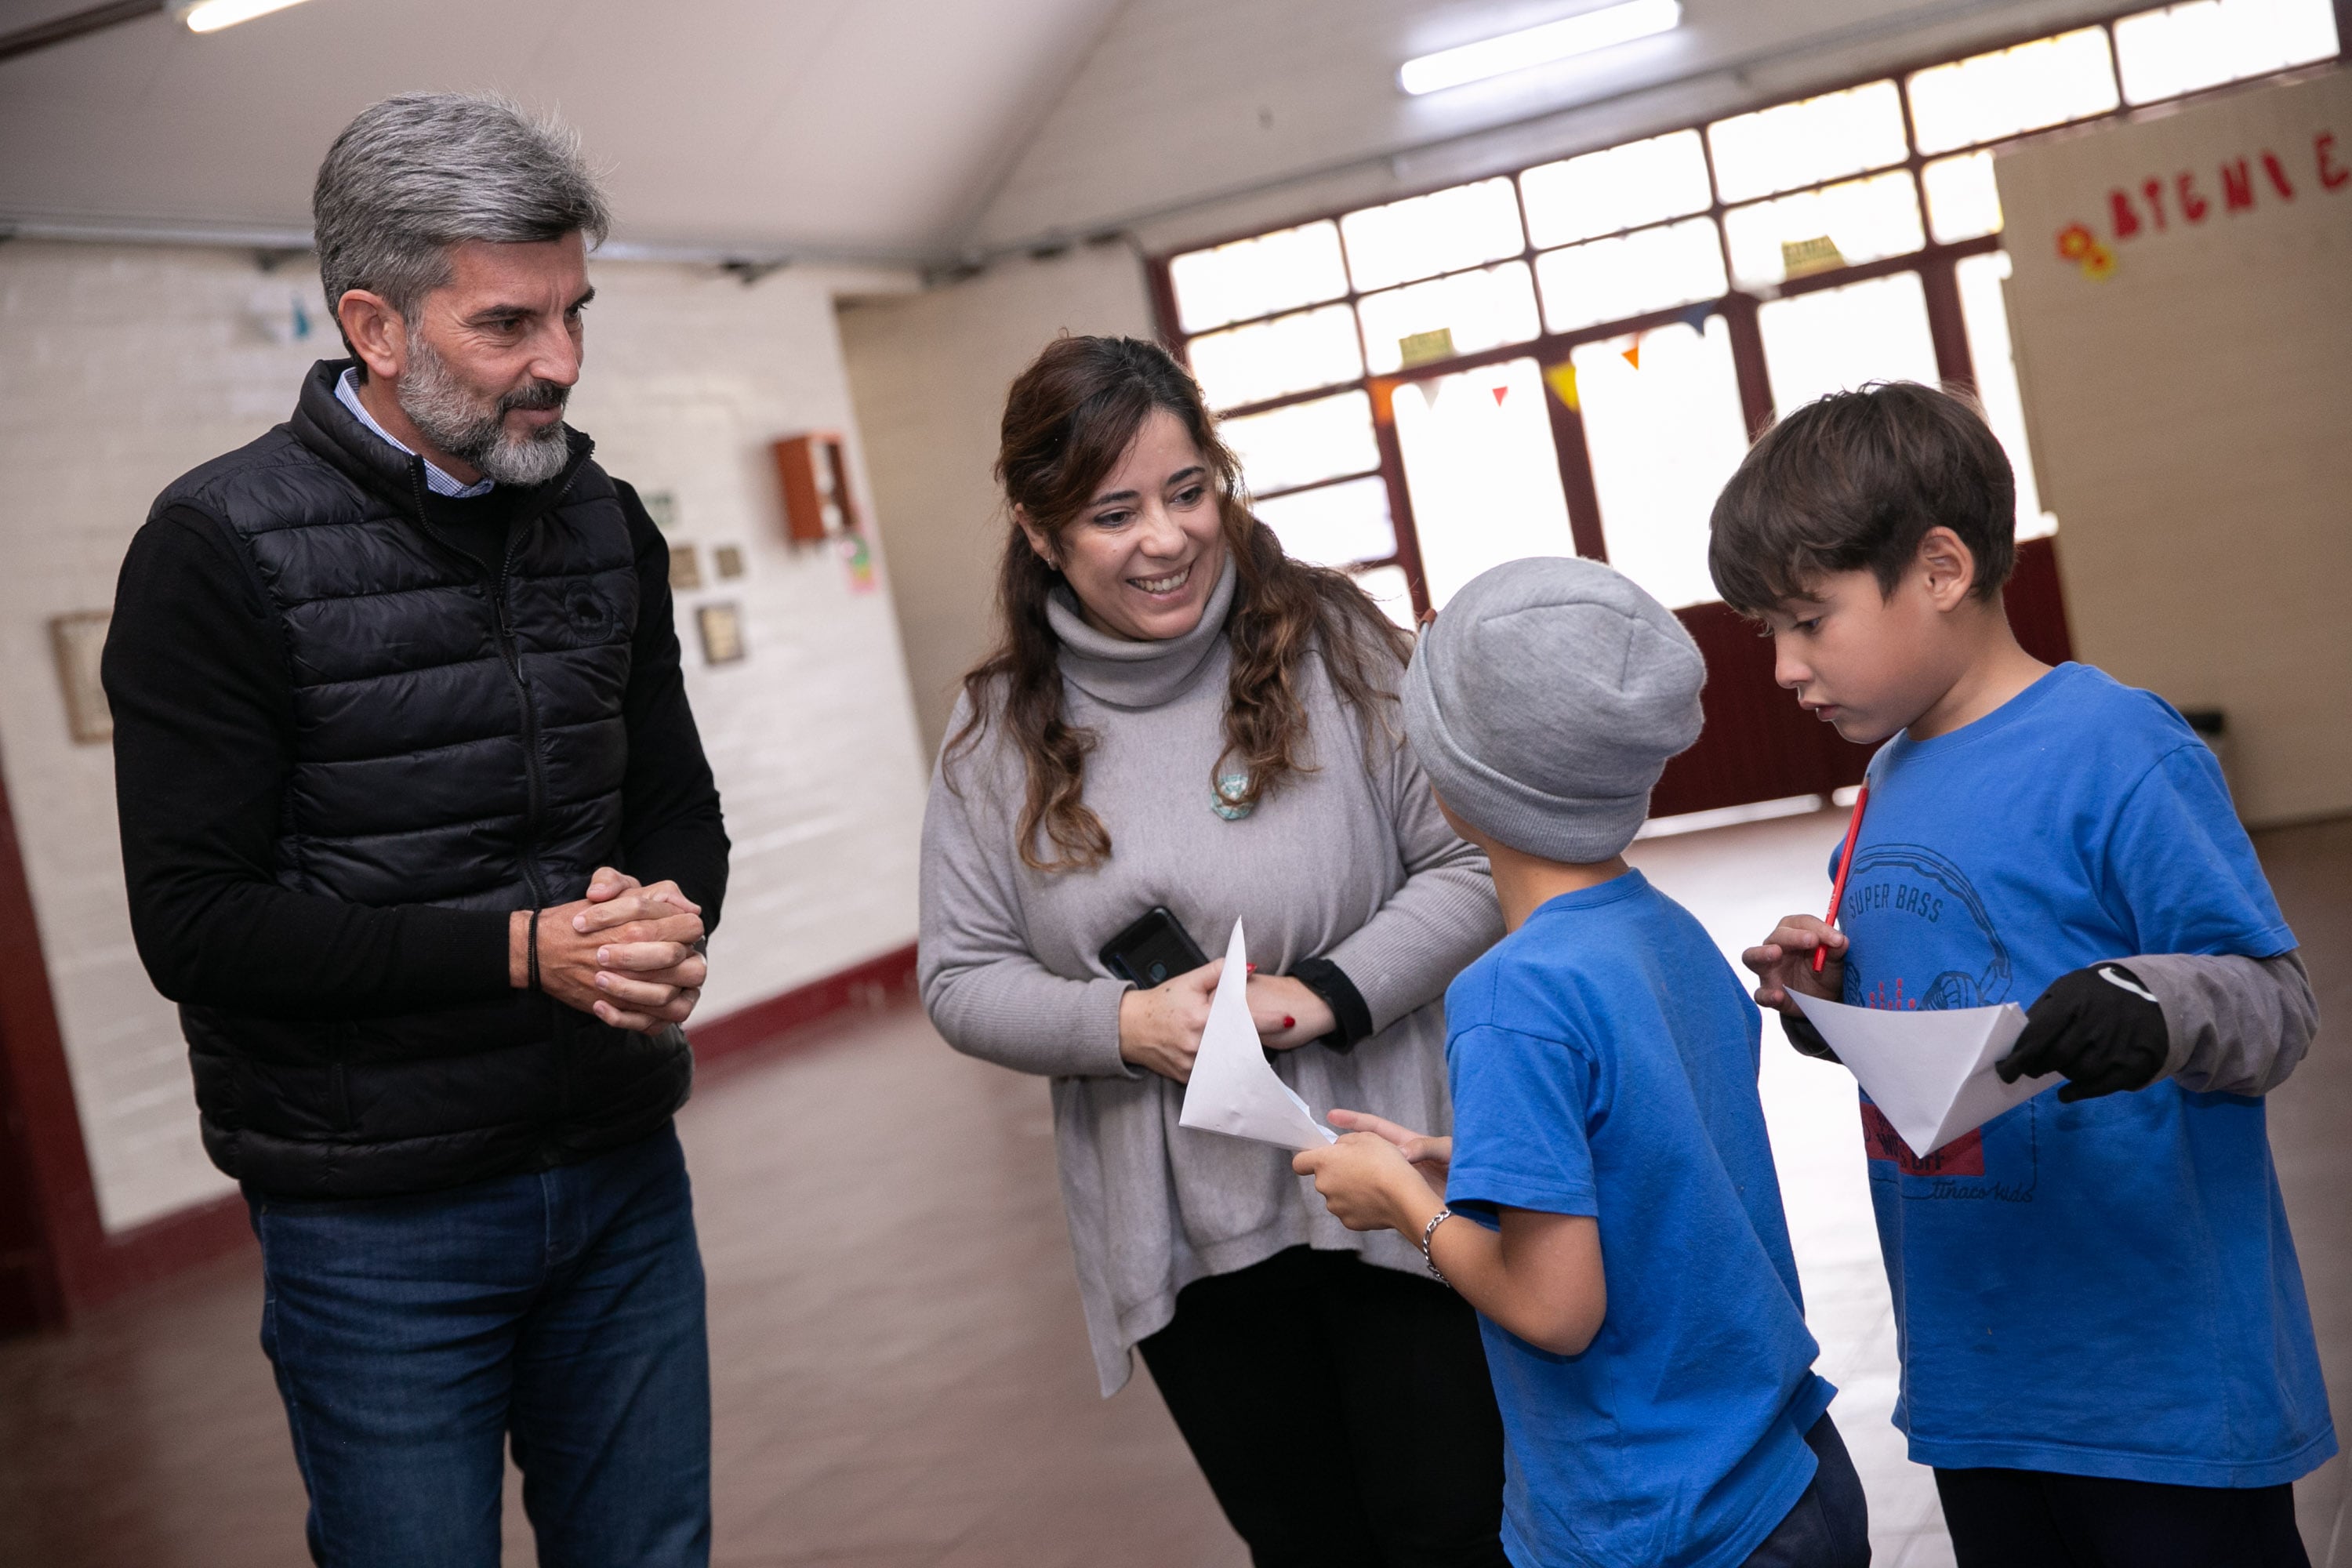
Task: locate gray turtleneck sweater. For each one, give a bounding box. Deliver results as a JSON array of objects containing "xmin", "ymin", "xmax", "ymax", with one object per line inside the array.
[{"xmin": 919, "ymin": 561, "xmax": 1502, "ymax": 1396}]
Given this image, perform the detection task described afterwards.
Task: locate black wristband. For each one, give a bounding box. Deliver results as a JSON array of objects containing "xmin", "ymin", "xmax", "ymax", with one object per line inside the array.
[
  {"xmin": 1290, "ymin": 956, "xmax": 1374, "ymax": 1054},
  {"xmin": 525, "ymin": 906, "xmax": 543, "ymax": 993},
  {"xmin": 1782, "ymin": 1010, "xmax": 1838, "ymax": 1062}
]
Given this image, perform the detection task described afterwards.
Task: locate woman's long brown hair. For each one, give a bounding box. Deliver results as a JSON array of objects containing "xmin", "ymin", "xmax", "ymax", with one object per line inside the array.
[{"xmin": 947, "ymin": 335, "xmax": 1414, "ymax": 873}]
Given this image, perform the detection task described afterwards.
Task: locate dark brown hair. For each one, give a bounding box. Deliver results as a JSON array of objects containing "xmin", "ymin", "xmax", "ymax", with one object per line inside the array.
[
  {"xmin": 1708, "ymin": 381, "xmax": 2017, "ymax": 615},
  {"xmin": 949, "ymin": 335, "xmax": 1413, "ymax": 872}
]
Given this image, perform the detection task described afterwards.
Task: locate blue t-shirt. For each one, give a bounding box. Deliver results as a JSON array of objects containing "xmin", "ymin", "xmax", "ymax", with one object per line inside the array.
[
  {"xmin": 1445, "ymin": 870, "xmax": 1835, "ymax": 1568},
  {"xmin": 1834, "ymin": 662, "xmax": 2333, "ymax": 1486}
]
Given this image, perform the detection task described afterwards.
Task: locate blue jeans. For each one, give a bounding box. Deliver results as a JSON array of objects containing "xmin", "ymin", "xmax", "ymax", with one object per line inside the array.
[
  {"xmin": 1743, "ymin": 1414, "xmax": 1872, "ymax": 1567},
  {"xmin": 249, "ymin": 1123, "xmax": 710, "ymax": 1568}
]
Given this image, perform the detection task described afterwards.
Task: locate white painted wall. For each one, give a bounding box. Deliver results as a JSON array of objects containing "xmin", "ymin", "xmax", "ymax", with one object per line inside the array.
[
  {"xmin": 838, "ymin": 244, "xmax": 1156, "ymax": 760},
  {"xmin": 0, "ymin": 241, "xmax": 927, "ymax": 1230},
  {"xmin": 562, "ymin": 262, "xmax": 930, "ymax": 1017},
  {"xmin": 1995, "ymin": 69, "xmax": 2352, "ymax": 827}
]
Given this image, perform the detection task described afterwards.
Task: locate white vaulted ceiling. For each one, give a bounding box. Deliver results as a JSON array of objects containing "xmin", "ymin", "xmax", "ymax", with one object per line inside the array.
[
  {"xmin": 0, "ymin": 0, "xmax": 2144, "ymax": 262},
  {"xmin": 971, "ymin": 0, "xmax": 2140, "ymax": 253},
  {"xmin": 0, "ymin": 0, "xmax": 1126, "ymax": 257}
]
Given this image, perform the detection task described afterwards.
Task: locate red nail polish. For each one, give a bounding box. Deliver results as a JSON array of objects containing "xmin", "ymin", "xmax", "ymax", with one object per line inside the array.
[{"xmin": 1283, "ymin": 1015, "xmax": 1296, "ymax": 1029}]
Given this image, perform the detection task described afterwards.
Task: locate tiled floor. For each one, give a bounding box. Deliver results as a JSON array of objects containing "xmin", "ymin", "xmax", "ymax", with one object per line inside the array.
[{"xmin": 2, "ymin": 813, "xmax": 2344, "ymax": 1566}]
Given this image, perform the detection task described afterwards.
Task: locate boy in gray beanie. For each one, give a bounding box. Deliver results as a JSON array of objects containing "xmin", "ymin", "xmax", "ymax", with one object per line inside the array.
[
  {"xmin": 1296, "ymin": 557, "xmax": 1866, "ymax": 1568},
  {"xmin": 1399, "ymin": 554, "xmax": 1702, "ymax": 865}
]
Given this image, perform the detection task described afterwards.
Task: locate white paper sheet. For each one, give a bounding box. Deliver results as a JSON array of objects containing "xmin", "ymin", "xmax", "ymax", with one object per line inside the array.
[
  {"xmin": 1790, "ymin": 992, "xmax": 2059, "ymax": 1158},
  {"xmin": 1178, "ymin": 920, "xmax": 1339, "ymax": 1152}
]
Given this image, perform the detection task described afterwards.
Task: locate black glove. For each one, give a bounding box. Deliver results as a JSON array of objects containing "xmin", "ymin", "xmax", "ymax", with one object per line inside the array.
[{"xmin": 1997, "ymin": 963, "xmax": 2168, "ymax": 1102}]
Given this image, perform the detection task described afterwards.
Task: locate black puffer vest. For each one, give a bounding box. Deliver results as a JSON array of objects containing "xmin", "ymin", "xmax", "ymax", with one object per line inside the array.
[{"xmin": 159, "ymin": 361, "xmax": 691, "ymax": 1199}]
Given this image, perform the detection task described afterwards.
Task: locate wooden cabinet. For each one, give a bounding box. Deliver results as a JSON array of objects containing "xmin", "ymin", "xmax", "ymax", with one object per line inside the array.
[{"xmin": 772, "ymin": 432, "xmax": 857, "ymax": 544}]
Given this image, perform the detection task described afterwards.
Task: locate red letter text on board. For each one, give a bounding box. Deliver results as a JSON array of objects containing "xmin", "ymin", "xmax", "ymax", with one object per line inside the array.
[
  {"xmin": 2178, "ymin": 171, "xmax": 2211, "ymax": 221},
  {"xmin": 2319, "ymin": 132, "xmax": 2349, "ymax": 190},
  {"xmin": 2262, "ymin": 151, "xmax": 2296, "ymax": 199},
  {"xmin": 2222, "ymin": 158, "xmax": 2256, "ymax": 211},
  {"xmin": 2111, "ymin": 187, "xmax": 2142, "ymax": 237}
]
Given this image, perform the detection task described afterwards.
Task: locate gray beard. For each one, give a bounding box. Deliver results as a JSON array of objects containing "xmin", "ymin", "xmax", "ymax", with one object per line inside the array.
[{"xmin": 395, "ymin": 339, "xmax": 573, "ymax": 488}]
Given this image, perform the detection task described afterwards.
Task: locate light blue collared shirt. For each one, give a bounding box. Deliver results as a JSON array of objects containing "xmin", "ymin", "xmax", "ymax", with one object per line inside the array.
[{"xmin": 335, "ymin": 368, "xmax": 495, "ymax": 498}]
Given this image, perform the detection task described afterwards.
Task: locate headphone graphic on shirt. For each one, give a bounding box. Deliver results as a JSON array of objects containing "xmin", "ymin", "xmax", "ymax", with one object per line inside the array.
[{"xmin": 1839, "ymin": 843, "xmax": 2014, "ymax": 1010}]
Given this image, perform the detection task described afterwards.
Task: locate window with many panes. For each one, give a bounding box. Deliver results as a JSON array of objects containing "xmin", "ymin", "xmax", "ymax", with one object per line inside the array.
[{"xmin": 1157, "ymin": 0, "xmax": 2341, "ymax": 621}]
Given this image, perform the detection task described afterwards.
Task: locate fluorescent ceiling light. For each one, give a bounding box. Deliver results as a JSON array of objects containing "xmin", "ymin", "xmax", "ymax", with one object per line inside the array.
[
  {"xmin": 174, "ymin": 0, "xmax": 314, "ymax": 34},
  {"xmin": 1399, "ymin": 0, "xmax": 1682, "ymax": 95}
]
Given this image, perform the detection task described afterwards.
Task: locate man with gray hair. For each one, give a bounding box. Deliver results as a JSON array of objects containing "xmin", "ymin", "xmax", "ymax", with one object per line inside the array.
[{"xmin": 102, "ymin": 93, "xmax": 725, "ymax": 1566}]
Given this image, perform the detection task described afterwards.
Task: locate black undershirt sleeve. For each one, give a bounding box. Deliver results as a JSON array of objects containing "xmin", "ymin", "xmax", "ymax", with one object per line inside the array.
[
  {"xmin": 1290, "ymin": 956, "xmax": 1375, "ymax": 1054},
  {"xmin": 608, "ymin": 481, "xmax": 730, "ymax": 930},
  {"xmin": 103, "ymin": 505, "xmax": 512, "ymax": 1018}
]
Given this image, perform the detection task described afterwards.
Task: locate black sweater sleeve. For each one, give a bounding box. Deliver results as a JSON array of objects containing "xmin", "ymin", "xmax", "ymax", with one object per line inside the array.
[
  {"xmin": 610, "ymin": 481, "xmax": 729, "ymax": 927},
  {"xmin": 104, "ymin": 506, "xmax": 512, "ymax": 1016}
]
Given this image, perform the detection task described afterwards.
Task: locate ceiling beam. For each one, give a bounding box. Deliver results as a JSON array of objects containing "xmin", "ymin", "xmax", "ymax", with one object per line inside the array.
[
  {"xmin": 0, "ymin": 0, "xmax": 166, "ymax": 66},
  {"xmin": 0, "ymin": 214, "xmax": 931, "ymax": 281}
]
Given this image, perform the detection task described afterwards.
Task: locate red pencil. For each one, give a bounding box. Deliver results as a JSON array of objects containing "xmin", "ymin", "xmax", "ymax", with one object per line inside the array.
[{"xmin": 1815, "ymin": 784, "xmax": 1871, "ymax": 975}]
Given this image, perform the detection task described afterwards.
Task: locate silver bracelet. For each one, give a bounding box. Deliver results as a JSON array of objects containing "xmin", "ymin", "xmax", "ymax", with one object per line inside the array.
[{"xmin": 1419, "ymin": 1207, "xmax": 1455, "ymax": 1287}]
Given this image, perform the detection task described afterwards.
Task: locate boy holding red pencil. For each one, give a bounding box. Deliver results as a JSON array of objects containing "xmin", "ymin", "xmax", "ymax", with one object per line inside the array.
[{"xmin": 1718, "ymin": 383, "xmax": 2330, "ymax": 1566}]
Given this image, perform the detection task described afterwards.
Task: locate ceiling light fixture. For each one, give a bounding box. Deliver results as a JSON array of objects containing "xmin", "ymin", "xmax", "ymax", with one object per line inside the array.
[
  {"xmin": 1399, "ymin": 0, "xmax": 1683, "ymax": 96},
  {"xmin": 173, "ymin": 0, "xmax": 313, "ymax": 34}
]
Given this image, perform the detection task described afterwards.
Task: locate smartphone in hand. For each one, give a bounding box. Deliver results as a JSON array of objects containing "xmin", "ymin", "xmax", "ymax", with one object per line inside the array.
[{"xmin": 1098, "ymin": 907, "xmax": 1209, "ymax": 988}]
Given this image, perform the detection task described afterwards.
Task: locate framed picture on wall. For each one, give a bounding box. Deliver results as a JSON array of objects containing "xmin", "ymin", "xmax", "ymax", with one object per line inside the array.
[
  {"xmin": 49, "ymin": 611, "xmax": 112, "ymax": 745},
  {"xmin": 697, "ymin": 603, "xmax": 745, "ymax": 665}
]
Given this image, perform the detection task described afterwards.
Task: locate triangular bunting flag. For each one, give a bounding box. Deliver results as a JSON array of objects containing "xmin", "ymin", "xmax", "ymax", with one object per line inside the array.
[
  {"xmin": 1675, "ymin": 301, "xmax": 1711, "ymax": 332},
  {"xmin": 1490, "ymin": 383, "xmax": 1509, "ymax": 405},
  {"xmin": 1621, "ymin": 339, "xmax": 1641, "ymax": 369},
  {"xmin": 1542, "ymin": 362, "xmax": 1581, "ymax": 411}
]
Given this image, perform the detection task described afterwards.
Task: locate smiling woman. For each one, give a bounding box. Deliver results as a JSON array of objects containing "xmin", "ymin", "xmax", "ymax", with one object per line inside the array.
[
  {"xmin": 1011, "ymin": 405, "xmax": 1227, "ymax": 644},
  {"xmin": 918, "ymin": 335, "xmax": 1511, "ymax": 1562}
]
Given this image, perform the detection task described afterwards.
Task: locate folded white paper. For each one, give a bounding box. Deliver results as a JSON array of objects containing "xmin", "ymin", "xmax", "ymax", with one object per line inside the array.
[
  {"xmin": 1178, "ymin": 920, "xmax": 1338, "ymax": 1152},
  {"xmin": 1790, "ymin": 992, "xmax": 2058, "ymax": 1158}
]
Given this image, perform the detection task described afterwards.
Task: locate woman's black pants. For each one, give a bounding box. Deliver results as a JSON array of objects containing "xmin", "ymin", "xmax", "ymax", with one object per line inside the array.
[{"xmin": 1137, "ymin": 1244, "xmax": 1508, "ymax": 1568}]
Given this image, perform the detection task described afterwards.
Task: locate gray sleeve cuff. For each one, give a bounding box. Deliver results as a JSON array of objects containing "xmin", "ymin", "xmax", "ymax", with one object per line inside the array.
[{"xmin": 2131, "ymin": 949, "xmax": 2318, "ymax": 1097}]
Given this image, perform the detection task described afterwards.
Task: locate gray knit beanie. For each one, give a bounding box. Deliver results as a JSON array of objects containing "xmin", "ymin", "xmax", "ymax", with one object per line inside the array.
[{"xmin": 1401, "ymin": 557, "xmax": 1705, "ymax": 862}]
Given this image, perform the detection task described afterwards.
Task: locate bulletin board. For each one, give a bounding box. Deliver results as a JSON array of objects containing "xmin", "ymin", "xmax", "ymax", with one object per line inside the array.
[{"xmin": 1995, "ymin": 67, "xmax": 2352, "ymax": 826}]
